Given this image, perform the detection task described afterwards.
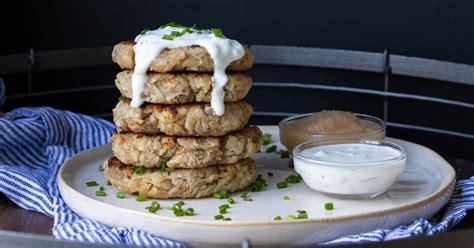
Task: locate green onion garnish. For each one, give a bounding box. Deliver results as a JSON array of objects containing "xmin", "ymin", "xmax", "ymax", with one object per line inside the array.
[
  {"xmin": 219, "ymin": 208, "xmax": 227, "ymax": 214},
  {"xmin": 283, "ymin": 195, "xmax": 290, "ymax": 200},
  {"xmin": 157, "ymin": 162, "xmax": 174, "ymax": 173},
  {"xmin": 277, "ymin": 181, "xmax": 288, "ymax": 189},
  {"xmin": 214, "ymin": 214, "xmax": 224, "ymax": 220},
  {"xmin": 240, "ymin": 192, "xmax": 248, "ymax": 199},
  {"xmin": 107, "ymin": 181, "xmax": 112, "ymax": 186},
  {"xmin": 286, "ymin": 215, "xmax": 297, "ymax": 220},
  {"xmin": 219, "ymin": 204, "xmax": 230, "ymax": 210},
  {"xmin": 297, "ymin": 210, "xmax": 306, "ymax": 214},
  {"xmin": 243, "ymin": 198, "xmax": 253, "ymax": 201},
  {"xmin": 262, "ymin": 133, "xmax": 272, "ymax": 145},
  {"xmin": 227, "ymin": 197, "xmax": 235, "ymax": 204},
  {"xmin": 285, "ymin": 174, "xmax": 303, "ymax": 184},
  {"xmin": 160, "ymin": 22, "xmax": 185, "ymax": 28},
  {"xmin": 86, "ymin": 181, "xmax": 99, "ymax": 187},
  {"xmin": 211, "ymin": 28, "xmax": 223, "ymax": 37},
  {"xmin": 116, "ymin": 192, "xmax": 126, "ymax": 199},
  {"xmin": 265, "ymin": 145, "xmax": 277, "ymax": 153},
  {"xmin": 223, "ymin": 218, "xmax": 232, "ymax": 221},
  {"xmin": 133, "ymin": 166, "xmax": 146, "ymax": 175},
  {"xmin": 99, "ymin": 186, "xmax": 105, "ymax": 191},
  {"xmin": 273, "ymin": 216, "xmax": 282, "ymax": 221},
  {"xmin": 280, "ymin": 150, "xmax": 290, "ymax": 158},
  {"xmin": 184, "ymin": 208, "xmax": 194, "ymax": 216},
  {"xmin": 140, "ymin": 28, "xmax": 150, "ymax": 35},
  {"xmin": 250, "ymin": 176, "xmax": 267, "ymax": 192},
  {"xmin": 136, "ymin": 196, "xmax": 147, "ymax": 202},
  {"xmin": 162, "ymin": 34, "xmax": 174, "ymax": 40},
  {"xmin": 324, "ymin": 202, "xmax": 334, "ymax": 210},
  {"xmin": 118, "ymin": 95, "xmax": 126, "ymax": 101},
  {"xmin": 95, "ymin": 191, "xmax": 106, "ymax": 197},
  {"xmin": 146, "ymin": 200, "xmax": 160, "ymax": 213},
  {"xmin": 213, "ymin": 191, "xmax": 230, "ymax": 199}
]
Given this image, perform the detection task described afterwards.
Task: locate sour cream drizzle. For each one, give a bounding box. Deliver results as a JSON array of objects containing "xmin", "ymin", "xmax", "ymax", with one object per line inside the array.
[{"xmin": 131, "ymin": 27, "xmax": 245, "ymax": 116}]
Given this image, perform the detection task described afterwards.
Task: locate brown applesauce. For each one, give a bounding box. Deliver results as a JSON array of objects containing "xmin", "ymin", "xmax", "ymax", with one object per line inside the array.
[{"xmin": 279, "ymin": 111, "xmax": 386, "ymax": 153}]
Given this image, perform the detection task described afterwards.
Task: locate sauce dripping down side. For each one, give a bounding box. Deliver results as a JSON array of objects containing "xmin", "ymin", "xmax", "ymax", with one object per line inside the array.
[{"xmin": 131, "ymin": 27, "xmax": 245, "ymax": 116}]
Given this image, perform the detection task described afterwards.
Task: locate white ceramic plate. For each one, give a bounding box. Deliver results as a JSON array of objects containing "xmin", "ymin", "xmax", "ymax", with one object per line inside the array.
[{"xmin": 58, "ymin": 126, "xmax": 455, "ymax": 245}]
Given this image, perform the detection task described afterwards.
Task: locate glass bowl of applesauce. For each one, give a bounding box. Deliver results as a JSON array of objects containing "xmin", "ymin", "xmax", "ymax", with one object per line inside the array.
[{"xmin": 279, "ymin": 111, "xmax": 386, "ymax": 153}]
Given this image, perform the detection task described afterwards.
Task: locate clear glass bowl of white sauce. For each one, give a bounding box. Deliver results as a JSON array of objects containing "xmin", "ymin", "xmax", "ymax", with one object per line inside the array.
[{"xmin": 293, "ymin": 139, "xmax": 407, "ymax": 199}]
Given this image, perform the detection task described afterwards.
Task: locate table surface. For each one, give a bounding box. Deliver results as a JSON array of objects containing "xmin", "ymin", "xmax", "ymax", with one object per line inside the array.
[{"xmin": 1, "ymin": 156, "xmax": 473, "ymax": 241}]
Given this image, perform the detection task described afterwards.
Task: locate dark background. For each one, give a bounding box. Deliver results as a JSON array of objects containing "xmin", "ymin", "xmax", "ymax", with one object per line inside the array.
[{"xmin": 1, "ymin": 0, "xmax": 473, "ymax": 159}]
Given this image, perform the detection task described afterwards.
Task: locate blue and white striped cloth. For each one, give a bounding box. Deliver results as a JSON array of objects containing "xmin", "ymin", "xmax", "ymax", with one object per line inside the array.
[{"xmin": 0, "ymin": 84, "xmax": 473, "ymax": 246}]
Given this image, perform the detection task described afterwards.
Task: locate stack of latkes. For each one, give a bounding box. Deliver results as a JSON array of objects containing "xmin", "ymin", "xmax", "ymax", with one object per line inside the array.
[{"xmin": 103, "ymin": 41, "xmax": 262, "ymax": 199}]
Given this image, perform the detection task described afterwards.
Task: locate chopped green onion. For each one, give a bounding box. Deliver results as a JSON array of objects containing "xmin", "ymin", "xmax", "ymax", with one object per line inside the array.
[
  {"xmin": 140, "ymin": 28, "xmax": 150, "ymax": 35},
  {"xmin": 86, "ymin": 181, "xmax": 98, "ymax": 187},
  {"xmin": 160, "ymin": 22, "xmax": 185, "ymax": 28},
  {"xmin": 170, "ymin": 30, "xmax": 181, "ymax": 37},
  {"xmin": 162, "ymin": 34, "xmax": 174, "ymax": 40},
  {"xmin": 283, "ymin": 195, "xmax": 290, "ymax": 200},
  {"xmin": 211, "ymin": 28, "xmax": 223, "ymax": 37},
  {"xmin": 324, "ymin": 202, "xmax": 334, "ymax": 210},
  {"xmin": 184, "ymin": 208, "xmax": 194, "ymax": 216},
  {"xmin": 213, "ymin": 191, "xmax": 229, "ymax": 199},
  {"xmin": 219, "ymin": 208, "xmax": 227, "ymax": 214},
  {"xmin": 95, "ymin": 191, "xmax": 106, "ymax": 197},
  {"xmin": 243, "ymin": 198, "xmax": 253, "ymax": 201},
  {"xmin": 214, "ymin": 214, "xmax": 224, "ymax": 220},
  {"xmin": 175, "ymin": 201, "xmax": 185, "ymax": 207},
  {"xmin": 116, "ymin": 192, "xmax": 126, "ymax": 199},
  {"xmin": 157, "ymin": 162, "xmax": 174, "ymax": 173},
  {"xmin": 136, "ymin": 196, "xmax": 147, "ymax": 202},
  {"xmin": 297, "ymin": 210, "xmax": 306, "ymax": 214},
  {"xmin": 250, "ymin": 176, "xmax": 267, "ymax": 192},
  {"xmin": 262, "ymin": 133, "xmax": 272, "ymax": 145},
  {"xmin": 174, "ymin": 209, "xmax": 185, "ymax": 217},
  {"xmin": 134, "ymin": 166, "xmax": 146, "ymax": 175},
  {"xmin": 219, "ymin": 204, "xmax": 230, "ymax": 210},
  {"xmin": 146, "ymin": 201, "xmax": 160, "ymax": 213},
  {"xmin": 118, "ymin": 95, "xmax": 126, "ymax": 101},
  {"xmin": 98, "ymin": 166, "xmax": 104, "ymax": 172},
  {"xmin": 227, "ymin": 197, "xmax": 235, "ymax": 204},
  {"xmin": 273, "ymin": 216, "xmax": 282, "ymax": 221},
  {"xmin": 240, "ymin": 192, "xmax": 248, "ymax": 199},
  {"xmin": 265, "ymin": 145, "xmax": 277, "ymax": 153},
  {"xmin": 267, "ymin": 172, "xmax": 274, "ymax": 177},
  {"xmin": 107, "ymin": 181, "xmax": 112, "ymax": 186},
  {"xmin": 277, "ymin": 181, "xmax": 288, "ymax": 189},
  {"xmin": 99, "ymin": 186, "xmax": 105, "ymax": 191},
  {"xmin": 286, "ymin": 215, "xmax": 297, "ymax": 220},
  {"xmin": 223, "ymin": 217, "xmax": 232, "ymax": 221},
  {"xmin": 297, "ymin": 213, "xmax": 308, "ymax": 219},
  {"xmin": 285, "ymin": 174, "xmax": 303, "ymax": 184},
  {"xmin": 280, "ymin": 150, "xmax": 290, "ymax": 158}
]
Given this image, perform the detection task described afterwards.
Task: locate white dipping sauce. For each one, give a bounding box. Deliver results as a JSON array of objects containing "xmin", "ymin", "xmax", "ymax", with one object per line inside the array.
[
  {"xmin": 132, "ymin": 27, "xmax": 245, "ymax": 116},
  {"xmin": 294, "ymin": 143, "xmax": 406, "ymax": 198}
]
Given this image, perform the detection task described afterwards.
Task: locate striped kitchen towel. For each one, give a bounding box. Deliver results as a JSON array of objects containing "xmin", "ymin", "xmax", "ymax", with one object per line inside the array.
[{"xmin": 0, "ymin": 101, "xmax": 473, "ymax": 245}]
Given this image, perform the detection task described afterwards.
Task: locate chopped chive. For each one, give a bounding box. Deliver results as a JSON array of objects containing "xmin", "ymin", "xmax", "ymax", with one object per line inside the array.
[
  {"xmin": 262, "ymin": 133, "xmax": 272, "ymax": 145},
  {"xmin": 160, "ymin": 22, "xmax": 185, "ymax": 28},
  {"xmin": 157, "ymin": 162, "xmax": 173, "ymax": 173},
  {"xmin": 136, "ymin": 196, "xmax": 147, "ymax": 202},
  {"xmin": 86, "ymin": 181, "xmax": 99, "ymax": 187},
  {"xmin": 98, "ymin": 166, "xmax": 104, "ymax": 172},
  {"xmin": 99, "ymin": 186, "xmax": 105, "ymax": 191},
  {"xmin": 219, "ymin": 204, "xmax": 230, "ymax": 210},
  {"xmin": 227, "ymin": 197, "xmax": 235, "ymax": 204},
  {"xmin": 324, "ymin": 202, "xmax": 334, "ymax": 210},
  {"xmin": 174, "ymin": 209, "xmax": 185, "ymax": 217},
  {"xmin": 298, "ymin": 213, "xmax": 308, "ymax": 219},
  {"xmin": 184, "ymin": 208, "xmax": 194, "ymax": 216},
  {"xmin": 95, "ymin": 191, "xmax": 106, "ymax": 197},
  {"xmin": 133, "ymin": 166, "xmax": 146, "ymax": 175},
  {"xmin": 223, "ymin": 217, "xmax": 232, "ymax": 221},
  {"xmin": 280, "ymin": 150, "xmax": 290, "ymax": 158},
  {"xmin": 455, "ymin": 188, "xmax": 463, "ymax": 194},
  {"xmin": 170, "ymin": 30, "xmax": 181, "ymax": 37},
  {"xmin": 219, "ymin": 208, "xmax": 227, "ymax": 214},
  {"xmin": 240, "ymin": 192, "xmax": 248, "ymax": 199},
  {"xmin": 250, "ymin": 176, "xmax": 267, "ymax": 192},
  {"xmin": 267, "ymin": 172, "xmax": 274, "ymax": 177},
  {"xmin": 146, "ymin": 201, "xmax": 160, "ymax": 213},
  {"xmin": 283, "ymin": 195, "xmax": 290, "ymax": 200},
  {"xmin": 176, "ymin": 201, "xmax": 185, "ymax": 207},
  {"xmin": 265, "ymin": 145, "xmax": 277, "ymax": 153},
  {"xmin": 243, "ymin": 198, "xmax": 253, "ymax": 201},
  {"xmin": 162, "ymin": 34, "xmax": 174, "ymax": 40},
  {"xmin": 116, "ymin": 192, "xmax": 126, "ymax": 199},
  {"xmin": 118, "ymin": 95, "xmax": 126, "ymax": 101},
  {"xmin": 214, "ymin": 214, "xmax": 224, "ymax": 220},
  {"xmin": 297, "ymin": 210, "xmax": 307, "ymax": 214},
  {"xmin": 273, "ymin": 215, "xmax": 282, "ymax": 221},
  {"xmin": 140, "ymin": 28, "xmax": 150, "ymax": 35},
  {"xmin": 277, "ymin": 181, "xmax": 288, "ymax": 189},
  {"xmin": 213, "ymin": 191, "xmax": 229, "ymax": 199},
  {"xmin": 107, "ymin": 181, "xmax": 112, "ymax": 186},
  {"xmin": 211, "ymin": 28, "xmax": 223, "ymax": 37},
  {"xmin": 285, "ymin": 174, "xmax": 303, "ymax": 184}
]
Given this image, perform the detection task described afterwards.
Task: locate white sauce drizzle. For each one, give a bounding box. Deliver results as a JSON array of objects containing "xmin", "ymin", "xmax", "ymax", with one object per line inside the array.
[{"xmin": 131, "ymin": 27, "xmax": 245, "ymax": 116}]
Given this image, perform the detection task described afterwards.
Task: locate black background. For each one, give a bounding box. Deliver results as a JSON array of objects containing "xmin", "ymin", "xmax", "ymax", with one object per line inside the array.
[{"xmin": 1, "ymin": 0, "xmax": 473, "ymax": 159}]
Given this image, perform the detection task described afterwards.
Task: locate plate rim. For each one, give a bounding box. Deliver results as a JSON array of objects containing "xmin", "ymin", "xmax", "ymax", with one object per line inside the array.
[{"xmin": 58, "ymin": 130, "xmax": 456, "ymax": 227}]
